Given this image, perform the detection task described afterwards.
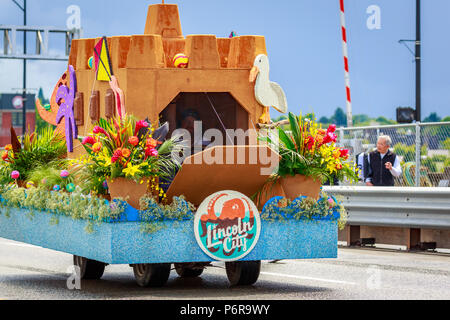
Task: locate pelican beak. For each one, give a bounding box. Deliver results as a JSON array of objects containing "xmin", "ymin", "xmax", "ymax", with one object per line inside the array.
[{"xmin": 249, "ymin": 66, "xmax": 260, "ymax": 83}]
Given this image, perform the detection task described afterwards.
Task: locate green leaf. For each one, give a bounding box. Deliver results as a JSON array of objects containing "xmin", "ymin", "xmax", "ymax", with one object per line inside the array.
[
  {"xmin": 288, "ymin": 112, "xmax": 302, "ymax": 150},
  {"xmin": 278, "ymin": 128, "xmax": 295, "ymax": 150}
]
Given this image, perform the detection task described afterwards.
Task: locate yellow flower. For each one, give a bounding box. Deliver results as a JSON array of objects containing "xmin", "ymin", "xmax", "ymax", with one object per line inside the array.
[{"xmin": 122, "ymin": 163, "xmax": 142, "ymax": 177}]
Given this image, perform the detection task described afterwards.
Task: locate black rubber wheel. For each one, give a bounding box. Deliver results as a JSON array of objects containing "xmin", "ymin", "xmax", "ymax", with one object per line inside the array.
[
  {"xmin": 73, "ymin": 255, "xmax": 106, "ymax": 280},
  {"xmin": 174, "ymin": 263, "xmax": 204, "ymax": 278},
  {"xmin": 225, "ymin": 260, "xmax": 261, "ymax": 286},
  {"xmin": 132, "ymin": 263, "xmax": 171, "ymax": 287}
]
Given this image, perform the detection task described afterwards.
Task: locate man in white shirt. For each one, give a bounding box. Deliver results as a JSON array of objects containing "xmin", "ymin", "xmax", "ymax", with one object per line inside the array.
[{"xmin": 365, "ymin": 135, "xmax": 402, "ymax": 186}]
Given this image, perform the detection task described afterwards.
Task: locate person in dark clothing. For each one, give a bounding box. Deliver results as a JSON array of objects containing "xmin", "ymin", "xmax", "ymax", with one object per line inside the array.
[{"xmin": 365, "ymin": 135, "xmax": 402, "ymax": 186}]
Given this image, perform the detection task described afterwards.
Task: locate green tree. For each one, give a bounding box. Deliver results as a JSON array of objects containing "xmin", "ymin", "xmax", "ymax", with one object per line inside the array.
[
  {"xmin": 330, "ymin": 107, "xmax": 347, "ymax": 126},
  {"xmin": 353, "ymin": 114, "xmax": 370, "ymax": 126},
  {"xmin": 423, "ymin": 112, "xmax": 441, "ymax": 123},
  {"xmin": 376, "ymin": 116, "xmax": 396, "ymax": 125},
  {"xmin": 442, "ymin": 116, "xmax": 450, "ymax": 122},
  {"xmin": 318, "ymin": 116, "xmax": 330, "ymax": 124},
  {"xmin": 36, "ymin": 88, "xmax": 54, "ymax": 131}
]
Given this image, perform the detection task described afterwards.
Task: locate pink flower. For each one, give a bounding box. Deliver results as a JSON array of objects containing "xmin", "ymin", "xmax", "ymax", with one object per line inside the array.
[
  {"xmin": 60, "ymin": 170, "xmax": 69, "ymax": 178},
  {"xmin": 323, "ymin": 132, "xmax": 337, "ymax": 144},
  {"xmin": 81, "ymin": 136, "xmax": 96, "ymax": 145},
  {"xmin": 145, "ymin": 147, "xmax": 158, "ymax": 158},
  {"xmin": 11, "ymin": 171, "xmax": 20, "ymax": 180},
  {"xmin": 111, "ymin": 148, "xmax": 123, "ymax": 163},
  {"xmin": 134, "ymin": 120, "xmax": 149, "ymax": 135},
  {"xmin": 93, "ymin": 126, "xmax": 107, "ymax": 135}
]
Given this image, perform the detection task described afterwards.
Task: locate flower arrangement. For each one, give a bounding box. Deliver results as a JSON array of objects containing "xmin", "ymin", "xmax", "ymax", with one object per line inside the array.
[
  {"xmin": 260, "ymin": 191, "xmax": 347, "ymax": 230},
  {"xmin": 0, "ymin": 127, "xmax": 67, "ymax": 186},
  {"xmin": 262, "ymin": 112, "xmax": 358, "ymax": 183},
  {"xmin": 76, "ymin": 114, "xmax": 180, "ymax": 200}
]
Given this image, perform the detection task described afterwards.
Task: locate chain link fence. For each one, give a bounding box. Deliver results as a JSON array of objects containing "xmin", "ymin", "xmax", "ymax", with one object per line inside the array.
[{"xmin": 336, "ymin": 121, "xmax": 450, "ymax": 187}]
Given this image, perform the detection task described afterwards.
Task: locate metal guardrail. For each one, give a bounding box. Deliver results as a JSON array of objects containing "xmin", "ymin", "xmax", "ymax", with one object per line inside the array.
[{"xmin": 323, "ymin": 186, "xmax": 450, "ymax": 230}]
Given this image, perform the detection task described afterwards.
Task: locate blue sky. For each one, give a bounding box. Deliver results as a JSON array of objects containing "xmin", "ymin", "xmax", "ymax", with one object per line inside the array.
[{"xmin": 0, "ymin": 0, "xmax": 449, "ymax": 121}]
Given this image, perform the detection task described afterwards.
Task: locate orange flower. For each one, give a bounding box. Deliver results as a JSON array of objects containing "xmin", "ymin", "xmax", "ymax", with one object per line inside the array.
[
  {"xmin": 4, "ymin": 144, "xmax": 12, "ymax": 151},
  {"xmin": 128, "ymin": 136, "xmax": 139, "ymax": 147},
  {"xmin": 2, "ymin": 151, "xmax": 8, "ymax": 161},
  {"xmin": 318, "ymin": 129, "xmax": 326, "ymax": 136},
  {"xmin": 92, "ymin": 142, "xmax": 102, "ymax": 153},
  {"xmin": 122, "ymin": 148, "xmax": 131, "ymax": 158},
  {"xmin": 146, "ymin": 138, "xmax": 158, "ymax": 148},
  {"xmin": 315, "ymin": 134, "xmax": 324, "ymax": 145}
]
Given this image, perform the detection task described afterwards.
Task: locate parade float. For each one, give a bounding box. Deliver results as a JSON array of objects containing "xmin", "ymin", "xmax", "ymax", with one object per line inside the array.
[{"xmin": 0, "ymin": 3, "xmax": 357, "ymax": 287}]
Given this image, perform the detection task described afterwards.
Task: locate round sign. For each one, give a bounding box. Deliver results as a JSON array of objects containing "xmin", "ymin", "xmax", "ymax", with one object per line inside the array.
[
  {"xmin": 194, "ymin": 190, "xmax": 261, "ymax": 262},
  {"xmin": 12, "ymin": 96, "xmax": 23, "ymax": 109}
]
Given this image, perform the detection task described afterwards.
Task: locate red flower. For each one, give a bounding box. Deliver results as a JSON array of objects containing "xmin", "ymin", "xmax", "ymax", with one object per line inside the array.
[
  {"xmin": 327, "ymin": 124, "xmax": 337, "ymax": 133},
  {"xmin": 305, "ymin": 136, "xmax": 315, "ymax": 150},
  {"xmin": 134, "ymin": 120, "xmax": 149, "ymax": 135},
  {"xmin": 339, "ymin": 148, "xmax": 349, "ymax": 158},
  {"xmin": 81, "ymin": 136, "xmax": 96, "ymax": 145},
  {"xmin": 2, "ymin": 151, "xmax": 8, "ymax": 161}
]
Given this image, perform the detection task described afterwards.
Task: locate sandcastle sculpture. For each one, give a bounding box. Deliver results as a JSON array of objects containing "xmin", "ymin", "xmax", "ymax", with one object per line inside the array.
[{"xmin": 37, "ymin": 3, "xmax": 287, "ymax": 158}]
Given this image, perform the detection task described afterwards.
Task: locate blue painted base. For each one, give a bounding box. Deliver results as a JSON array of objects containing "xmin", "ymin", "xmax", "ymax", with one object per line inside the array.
[{"xmin": 0, "ymin": 207, "xmax": 337, "ymax": 265}]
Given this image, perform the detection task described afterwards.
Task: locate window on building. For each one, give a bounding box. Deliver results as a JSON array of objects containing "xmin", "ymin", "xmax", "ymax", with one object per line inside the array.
[{"xmin": 12, "ymin": 112, "xmax": 24, "ymax": 127}]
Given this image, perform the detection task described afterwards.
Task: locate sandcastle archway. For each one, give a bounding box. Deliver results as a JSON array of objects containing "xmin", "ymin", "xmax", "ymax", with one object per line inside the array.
[{"xmin": 160, "ymin": 92, "xmax": 249, "ymax": 149}]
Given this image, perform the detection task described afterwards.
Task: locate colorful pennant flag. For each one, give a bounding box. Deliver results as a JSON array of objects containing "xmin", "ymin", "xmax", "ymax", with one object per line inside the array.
[{"xmin": 93, "ymin": 37, "xmax": 113, "ymax": 82}]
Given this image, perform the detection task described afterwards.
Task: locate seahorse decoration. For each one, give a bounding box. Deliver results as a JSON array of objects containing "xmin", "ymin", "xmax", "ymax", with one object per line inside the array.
[
  {"xmin": 55, "ymin": 65, "xmax": 78, "ymax": 152},
  {"xmin": 36, "ymin": 65, "xmax": 77, "ymax": 152}
]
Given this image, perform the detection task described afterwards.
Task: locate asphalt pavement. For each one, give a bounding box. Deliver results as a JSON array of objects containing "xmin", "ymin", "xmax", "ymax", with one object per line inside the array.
[{"xmin": 0, "ymin": 238, "xmax": 449, "ymax": 300}]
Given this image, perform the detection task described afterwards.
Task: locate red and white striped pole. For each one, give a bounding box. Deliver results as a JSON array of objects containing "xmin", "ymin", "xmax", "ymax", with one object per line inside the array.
[{"xmin": 339, "ymin": 0, "xmax": 353, "ymax": 127}]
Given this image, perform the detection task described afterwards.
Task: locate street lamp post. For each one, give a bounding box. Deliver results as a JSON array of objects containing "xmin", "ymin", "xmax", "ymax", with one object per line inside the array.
[
  {"xmin": 415, "ymin": 0, "xmax": 421, "ymax": 122},
  {"xmin": 12, "ymin": 0, "xmax": 27, "ymax": 136},
  {"xmin": 398, "ymin": 0, "xmax": 421, "ymax": 123}
]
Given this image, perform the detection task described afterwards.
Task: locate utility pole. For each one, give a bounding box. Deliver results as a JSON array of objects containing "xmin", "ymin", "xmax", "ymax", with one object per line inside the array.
[{"xmin": 415, "ymin": 0, "xmax": 421, "ymax": 122}]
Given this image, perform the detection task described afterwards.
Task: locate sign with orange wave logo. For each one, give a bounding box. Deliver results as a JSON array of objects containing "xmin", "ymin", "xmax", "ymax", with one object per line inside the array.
[{"xmin": 194, "ymin": 191, "xmax": 261, "ymax": 262}]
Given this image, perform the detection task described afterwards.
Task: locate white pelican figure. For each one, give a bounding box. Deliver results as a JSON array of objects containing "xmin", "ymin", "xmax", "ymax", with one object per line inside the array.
[{"xmin": 249, "ymin": 54, "xmax": 288, "ymax": 124}]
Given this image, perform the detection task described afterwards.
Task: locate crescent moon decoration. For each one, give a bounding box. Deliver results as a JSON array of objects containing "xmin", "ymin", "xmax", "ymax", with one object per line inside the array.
[{"xmin": 93, "ymin": 36, "xmax": 126, "ymax": 118}]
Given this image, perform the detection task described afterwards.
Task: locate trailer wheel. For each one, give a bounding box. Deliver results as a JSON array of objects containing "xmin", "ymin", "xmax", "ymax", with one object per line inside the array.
[
  {"xmin": 73, "ymin": 255, "xmax": 106, "ymax": 280},
  {"xmin": 225, "ymin": 260, "xmax": 261, "ymax": 286},
  {"xmin": 132, "ymin": 263, "xmax": 171, "ymax": 287},
  {"xmin": 174, "ymin": 263, "xmax": 204, "ymax": 278}
]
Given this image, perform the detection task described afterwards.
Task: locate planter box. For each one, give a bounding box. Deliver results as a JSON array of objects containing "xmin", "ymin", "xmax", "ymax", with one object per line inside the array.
[{"xmin": 0, "ymin": 206, "xmax": 338, "ymax": 264}]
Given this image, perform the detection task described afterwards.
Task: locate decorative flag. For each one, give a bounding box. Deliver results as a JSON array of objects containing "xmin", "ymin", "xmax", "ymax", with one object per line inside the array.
[{"xmin": 93, "ymin": 37, "xmax": 113, "ymax": 82}]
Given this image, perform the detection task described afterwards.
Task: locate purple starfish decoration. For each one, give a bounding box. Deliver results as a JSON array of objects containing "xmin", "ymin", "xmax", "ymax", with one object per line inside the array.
[{"xmin": 55, "ymin": 65, "xmax": 78, "ymax": 152}]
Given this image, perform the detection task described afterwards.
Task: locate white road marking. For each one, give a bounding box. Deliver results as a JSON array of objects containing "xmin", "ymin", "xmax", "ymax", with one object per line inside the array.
[
  {"xmin": 0, "ymin": 241, "xmax": 38, "ymax": 248},
  {"xmin": 260, "ymin": 271, "xmax": 357, "ymax": 285}
]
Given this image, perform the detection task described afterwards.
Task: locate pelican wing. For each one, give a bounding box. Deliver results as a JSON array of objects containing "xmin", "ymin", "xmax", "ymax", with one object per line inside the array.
[{"xmin": 269, "ymin": 81, "xmax": 288, "ymax": 114}]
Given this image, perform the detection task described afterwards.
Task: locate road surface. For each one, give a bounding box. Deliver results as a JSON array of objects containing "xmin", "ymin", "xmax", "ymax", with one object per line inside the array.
[{"xmin": 0, "ymin": 238, "xmax": 449, "ymax": 300}]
